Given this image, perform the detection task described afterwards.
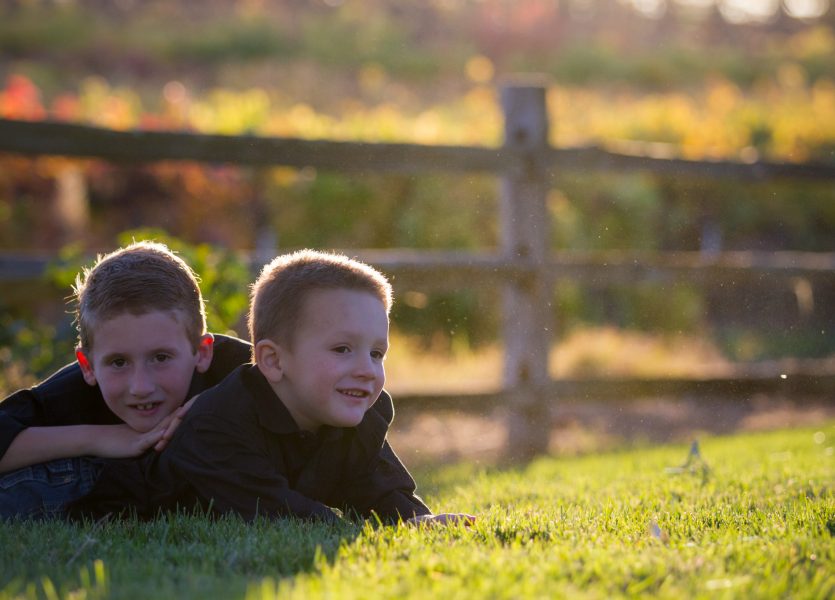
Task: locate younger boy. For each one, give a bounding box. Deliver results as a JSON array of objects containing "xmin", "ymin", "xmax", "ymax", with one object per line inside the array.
[
  {"xmin": 0, "ymin": 241, "xmax": 252, "ymax": 519},
  {"xmin": 82, "ymin": 250, "xmax": 473, "ymax": 525}
]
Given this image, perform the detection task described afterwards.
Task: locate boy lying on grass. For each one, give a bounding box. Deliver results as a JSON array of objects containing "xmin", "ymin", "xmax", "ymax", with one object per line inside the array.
[
  {"xmin": 74, "ymin": 250, "xmax": 475, "ymax": 526},
  {"xmin": 0, "ymin": 242, "xmax": 252, "ymax": 520}
]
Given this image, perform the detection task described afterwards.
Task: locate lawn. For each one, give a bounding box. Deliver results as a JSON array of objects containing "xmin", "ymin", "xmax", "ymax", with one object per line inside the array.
[{"xmin": 1, "ymin": 423, "xmax": 832, "ymax": 599}]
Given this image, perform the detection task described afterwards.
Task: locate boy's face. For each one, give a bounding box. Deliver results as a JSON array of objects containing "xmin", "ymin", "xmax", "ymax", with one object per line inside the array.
[
  {"xmin": 261, "ymin": 288, "xmax": 388, "ymax": 432},
  {"xmin": 78, "ymin": 310, "xmax": 213, "ymax": 432}
]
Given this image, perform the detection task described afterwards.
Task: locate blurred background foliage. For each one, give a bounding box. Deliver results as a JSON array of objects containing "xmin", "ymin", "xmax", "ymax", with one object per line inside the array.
[{"xmin": 0, "ymin": 0, "xmax": 834, "ymax": 393}]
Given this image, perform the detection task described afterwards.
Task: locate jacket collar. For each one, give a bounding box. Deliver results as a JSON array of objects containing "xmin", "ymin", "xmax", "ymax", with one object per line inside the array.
[{"xmin": 242, "ymin": 364, "xmax": 302, "ymax": 435}]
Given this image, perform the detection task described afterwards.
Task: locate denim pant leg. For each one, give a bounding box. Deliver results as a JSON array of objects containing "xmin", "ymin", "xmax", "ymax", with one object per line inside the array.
[{"xmin": 0, "ymin": 457, "xmax": 104, "ymax": 520}]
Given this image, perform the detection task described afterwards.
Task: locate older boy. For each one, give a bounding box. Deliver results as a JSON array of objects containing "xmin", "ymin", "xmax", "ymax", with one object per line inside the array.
[
  {"xmin": 0, "ymin": 241, "xmax": 251, "ymax": 519},
  {"xmin": 81, "ymin": 250, "xmax": 473, "ymax": 525}
]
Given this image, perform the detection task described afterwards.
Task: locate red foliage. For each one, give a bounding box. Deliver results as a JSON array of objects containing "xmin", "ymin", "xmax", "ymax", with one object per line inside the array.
[{"xmin": 0, "ymin": 75, "xmax": 47, "ymax": 120}]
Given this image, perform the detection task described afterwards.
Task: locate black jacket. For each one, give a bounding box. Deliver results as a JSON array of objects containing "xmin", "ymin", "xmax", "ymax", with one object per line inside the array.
[{"xmin": 74, "ymin": 364, "xmax": 430, "ymax": 524}]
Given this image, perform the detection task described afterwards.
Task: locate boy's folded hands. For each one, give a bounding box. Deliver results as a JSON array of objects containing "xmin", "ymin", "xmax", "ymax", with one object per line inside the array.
[
  {"xmin": 88, "ymin": 423, "xmax": 166, "ymax": 458},
  {"xmin": 153, "ymin": 396, "xmax": 197, "ymax": 452},
  {"xmin": 90, "ymin": 395, "xmax": 196, "ymax": 457}
]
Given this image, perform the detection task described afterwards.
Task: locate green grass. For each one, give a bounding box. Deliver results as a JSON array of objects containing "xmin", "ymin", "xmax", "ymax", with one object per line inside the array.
[{"xmin": 2, "ymin": 424, "xmax": 833, "ymax": 599}]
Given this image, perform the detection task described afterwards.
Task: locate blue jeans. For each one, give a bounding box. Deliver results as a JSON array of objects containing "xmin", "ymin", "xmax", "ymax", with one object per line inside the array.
[{"xmin": 0, "ymin": 457, "xmax": 104, "ymax": 520}]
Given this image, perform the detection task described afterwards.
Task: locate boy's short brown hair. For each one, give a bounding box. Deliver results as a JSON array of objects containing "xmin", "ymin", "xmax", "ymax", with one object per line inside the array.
[
  {"xmin": 248, "ymin": 249, "xmax": 392, "ymax": 348},
  {"xmin": 73, "ymin": 241, "xmax": 207, "ymax": 352}
]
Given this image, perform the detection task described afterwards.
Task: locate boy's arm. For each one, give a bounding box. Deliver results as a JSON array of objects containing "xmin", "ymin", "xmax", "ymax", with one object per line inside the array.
[
  {"xmin": 0, "ymin": 363, "xmax": 115, "ymax": 470},
  {"xmin": 346, "ymin": 391, "xmax": 475, "ymax": 523},
  {"xmin": 345, "ymin": 442, "xmax": 476, "ymax": 526},
  {"xmin": 337, "ymin": 392, "xmax": 436, "ymax": 523},
  {"xmin": 342, "ymin": 439, "xmax": 434, "ymax": 522},
  {"xmin": 0, "ymin": 423, "xmax": 167, "ymax": 473}
]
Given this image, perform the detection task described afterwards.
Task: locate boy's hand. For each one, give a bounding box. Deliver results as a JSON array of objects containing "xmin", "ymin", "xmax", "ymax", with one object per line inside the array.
[
  {"xmin": 91, "ymin": 424, "xmax": 166, "ymax": 458},
  {"xmin": 153, "ymin": 396, "xmax": 197, "ymax": 452},
  {"xmin": 406, "ymin": 513, "xmax": 476, "ymax": 527}
]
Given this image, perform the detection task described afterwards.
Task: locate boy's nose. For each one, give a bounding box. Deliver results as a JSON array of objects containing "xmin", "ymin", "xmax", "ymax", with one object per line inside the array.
[
  {"xmin": 129, "ymin": 367, "xmax": 155, "ymax": 397},
  {"xmin": 353, "ymin": 355, "xmax": 377, "ymax": 379}
]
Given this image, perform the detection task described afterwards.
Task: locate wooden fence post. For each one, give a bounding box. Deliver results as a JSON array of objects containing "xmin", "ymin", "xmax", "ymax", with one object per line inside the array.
[
  {"xmin": 53, "ymin": 164, "xmax": 90, "ymax": 246},
  {"xmin": 500, "ymin": 80, "xmax": 553, "ymax": 459},
  {"xmin": 249, "ymin": 167, "xmax": 278, "ymax": 274}
]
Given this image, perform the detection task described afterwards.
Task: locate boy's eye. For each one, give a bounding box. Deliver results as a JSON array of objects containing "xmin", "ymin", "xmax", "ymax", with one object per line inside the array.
[
  {"xmin": 153, "ymin": 353, "xmax": 171, "ymax": 363},
  {"xmin": 332, "ymin": 346, "xmax": 350, "ymax": 354},
  {"xmin": 110, "ymin": 358, "xmax": 127, "ymax": 368},
  {"xmin": 371, "ymin": 350, "xmax": 386, "ymax": 360}
]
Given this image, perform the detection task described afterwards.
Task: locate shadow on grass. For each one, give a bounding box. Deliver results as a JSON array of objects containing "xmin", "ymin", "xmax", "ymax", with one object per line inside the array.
[{"xmin": 0, "ymin": 511, "xmax": 362, "ymax": 598}]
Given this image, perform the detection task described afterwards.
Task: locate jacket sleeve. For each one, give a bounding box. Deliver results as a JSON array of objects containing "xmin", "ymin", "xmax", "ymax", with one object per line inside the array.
[
  {"xmin": 0, "ymin": 362, "xmax": 114, "ymax": 460},
  {"xmin": 0, "ymin": 388, "xmax": 38, "ymax": 459},
  {"xmin": 351, "ymin": 442, "xmax": 432, "ymax": 523},
  {"xmin": 344, "ymin": 440, "xmax": 431, "ymax": 523},
  {"xmin": 338, "ymin": 394, "xmax": 431, "ymax": 522},
  {"xmin": 150, "ymin": 414, "xmax": 341, "ymax": 523}
]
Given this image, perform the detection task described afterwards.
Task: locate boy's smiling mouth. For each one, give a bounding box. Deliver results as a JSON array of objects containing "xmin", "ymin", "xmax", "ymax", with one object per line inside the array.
[
  {"xmin": 132, "ymin": 402, "xmax": 163, "ymax": 412},
  {"xmin": 338, "ymin": 388, "xmax": 370, "ymax": 398}
]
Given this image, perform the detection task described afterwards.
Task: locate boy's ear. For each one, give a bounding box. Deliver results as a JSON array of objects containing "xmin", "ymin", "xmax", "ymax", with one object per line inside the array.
[
  {"xmin": 254, "ymin": 339, "xmax": 284, "ymax": 383},
  {"xmin": 194, "ymin": 333, "xmax": 214, "ymax": 373},
  {"xmin": 76, "ymin": 348, "xmax": 97, "ymax": 386}
]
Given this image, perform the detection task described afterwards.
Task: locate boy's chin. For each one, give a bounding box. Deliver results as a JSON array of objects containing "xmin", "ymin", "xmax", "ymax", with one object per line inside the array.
[
  {"xmin": 119, "ymin": 410, "xmax": 169, "ymax": 433},
  {"xmin": 123, "ymin": 419, "xmax": 161, "ymax": 433},
  {"xmin": 328, "ymin": 413, "xmax": 366, "ymax": 429}
]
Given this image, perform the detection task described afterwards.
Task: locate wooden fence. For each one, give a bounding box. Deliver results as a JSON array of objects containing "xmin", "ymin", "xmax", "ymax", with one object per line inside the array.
[{"xmin": 2, "ymin": 81, "xmax": 835, "ymax": 457}]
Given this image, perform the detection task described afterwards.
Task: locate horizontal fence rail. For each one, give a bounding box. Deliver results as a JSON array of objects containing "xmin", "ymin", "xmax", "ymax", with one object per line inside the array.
[
  {"xmin": 2, "ymin": 118, "xmax": 835, "ymax": 180},
  {"xmin": 395, "ymin": 370, "xmax": 835, "ymax": 413}
]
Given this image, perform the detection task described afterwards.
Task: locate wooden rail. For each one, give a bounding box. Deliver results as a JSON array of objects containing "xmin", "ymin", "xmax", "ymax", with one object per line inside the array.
[
  {"xmin": 395, "ymin": 371, "xmax": 835, "ymax": 413},
  {"xmin": 2, "ymin": 118, "xmax": 834, "ymax": 180},
  {"xmin": 1, "ymin": 82, "xmax": 834, "ymax": 458}
]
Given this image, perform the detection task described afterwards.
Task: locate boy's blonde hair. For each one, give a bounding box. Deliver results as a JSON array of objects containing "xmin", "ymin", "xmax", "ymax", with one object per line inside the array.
[
  {"xmin": 248, "ymin": 249, "xmax": 392, "ymax": 349},
  {"xmin": 72, "ymin": 241, "xmax": 207, "ymax": 353}
]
